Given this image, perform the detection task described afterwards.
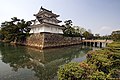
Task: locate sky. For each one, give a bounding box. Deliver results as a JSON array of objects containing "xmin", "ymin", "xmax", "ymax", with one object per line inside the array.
[{"xmin": 0, "ymin": 0, "xmax": 120, "ymax": 35}]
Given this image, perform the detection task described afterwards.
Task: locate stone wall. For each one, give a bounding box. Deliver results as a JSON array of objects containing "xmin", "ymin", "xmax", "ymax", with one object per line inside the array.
[
  {"xmin": 43, "ymin": 33, "xmax": 82, "ymax": 48},
  {"xmin": 18, "ymin": 33, "xmax": 82, "ymax": 49},
  {"xmin": 16, "ymin": 33, "xmax": 44, "ymax": 49},
  {"xmin": 26, "ymin": 33, "xmax": 44, "ymax": 49}
]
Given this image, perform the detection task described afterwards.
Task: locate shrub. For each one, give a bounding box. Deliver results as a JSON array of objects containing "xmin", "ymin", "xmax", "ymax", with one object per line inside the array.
[
  {"xmin": 58, "ymin": 49, "xmax": 120, "ymax": 79},
  {"xmin": 58, "ymin": 62, "xmax": 92, "ymax": 80}
]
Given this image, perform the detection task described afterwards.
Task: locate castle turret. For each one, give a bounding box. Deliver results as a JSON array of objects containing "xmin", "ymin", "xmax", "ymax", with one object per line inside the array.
[{"xmin": 30, "ymin": 7, "xmax": 64, "ymax": 34}]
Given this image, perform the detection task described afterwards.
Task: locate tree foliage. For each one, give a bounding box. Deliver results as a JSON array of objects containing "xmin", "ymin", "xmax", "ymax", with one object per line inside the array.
[
  {"xmin": 63, "ymin": 20, "xmax": 85, "ymax": 37},
  {"xmin": 83, "ymin": 31, "xmax": 94, "ymax": 39},
  {"xmin": 0, "ymin": 17, "xmax": 31, "ymax": 42},
  {"xmin": 111, "ymin": 30, "xmax": 120, "ymax": 41},
  {"xmin": 63, "ymin": 20, "xmax": 95, "ymax": 39}
]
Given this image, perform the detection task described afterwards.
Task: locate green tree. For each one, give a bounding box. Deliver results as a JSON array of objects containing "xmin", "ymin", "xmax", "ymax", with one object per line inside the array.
[
  {"xmin": 83, "ymin": 31, "xmax": 93, "ymax": 39},
  {"xmin": 94, "ymin": 34, "xmax": 100, "ymax": 39},
  {"xmin": 111, "ymin": 30, "xmax": 120, "ymax": 41},
  {"xmin": 0, "ymin": 17, "xmax": 31, "ymax": 42},
  {"xmin": 63, "ymin": 20, "xmax": 75, "ymax": 37},
  {"xmin": 73, "ymin": 26, "xmax": 86, "ymax": 35},
  {"xmin": 63, "ymin": 20, "xmax": 85, "ymax": 37}
]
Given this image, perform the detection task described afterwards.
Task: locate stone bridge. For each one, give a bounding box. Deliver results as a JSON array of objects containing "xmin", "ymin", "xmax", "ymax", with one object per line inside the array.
[{"xmin": 82, "ymin": 40, "xmax": 113, "ymax": 48}]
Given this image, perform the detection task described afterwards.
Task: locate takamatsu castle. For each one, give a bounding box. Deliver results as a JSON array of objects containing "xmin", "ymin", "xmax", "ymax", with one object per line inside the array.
[{"xmin": 30, "ymin": 7, "xmax": 64, "ymax": 34}]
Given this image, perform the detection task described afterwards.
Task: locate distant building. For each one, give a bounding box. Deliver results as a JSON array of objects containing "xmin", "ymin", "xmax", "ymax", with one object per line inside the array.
[{"xmin": 30, "ymin": 7, "xmax": 64, "ymax": 34}]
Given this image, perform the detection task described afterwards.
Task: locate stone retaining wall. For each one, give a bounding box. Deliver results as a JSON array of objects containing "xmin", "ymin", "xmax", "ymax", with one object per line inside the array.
[
  {"xmin": 43, "ymin": 33, "xmax": 82, "ymax": 48},
  {"xmin": 17, "ymin": 33, "xmax": 82, "ymax": 49}
]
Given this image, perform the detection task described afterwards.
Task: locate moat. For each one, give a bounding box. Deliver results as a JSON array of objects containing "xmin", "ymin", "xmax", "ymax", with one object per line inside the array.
[{"xmin": 0, "ymin": 42, "xmax": 93, "ymax": 80}]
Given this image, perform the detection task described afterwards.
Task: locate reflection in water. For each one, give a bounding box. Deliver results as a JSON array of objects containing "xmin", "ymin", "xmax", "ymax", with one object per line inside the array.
[{"xmin": 0, "ymin": 42, "xmax": 91, "ymax": 80}]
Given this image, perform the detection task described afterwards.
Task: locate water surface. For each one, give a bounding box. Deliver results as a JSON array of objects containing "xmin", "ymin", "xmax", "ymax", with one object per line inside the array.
[{"xmin": 0, "ymin": 43, "xmax": 92, "ymax": 80}]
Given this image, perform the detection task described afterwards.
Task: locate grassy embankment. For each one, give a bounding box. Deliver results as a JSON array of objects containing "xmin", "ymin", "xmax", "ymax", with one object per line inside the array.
[{"xmin": 58, "ymin": 42, "xmax": 120, "ymax": 80}]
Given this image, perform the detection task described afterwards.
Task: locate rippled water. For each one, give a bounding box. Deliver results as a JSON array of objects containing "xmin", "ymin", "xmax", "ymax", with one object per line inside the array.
[{"xmin": 0, "ymin": 42, "xmax": 92, "ymax": 80}]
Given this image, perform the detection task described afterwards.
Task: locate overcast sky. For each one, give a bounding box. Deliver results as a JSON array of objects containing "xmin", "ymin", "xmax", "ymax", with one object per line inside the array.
[{"xmin": 0, "ymin": 0, "xmax": 120, "ymax": 35}]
